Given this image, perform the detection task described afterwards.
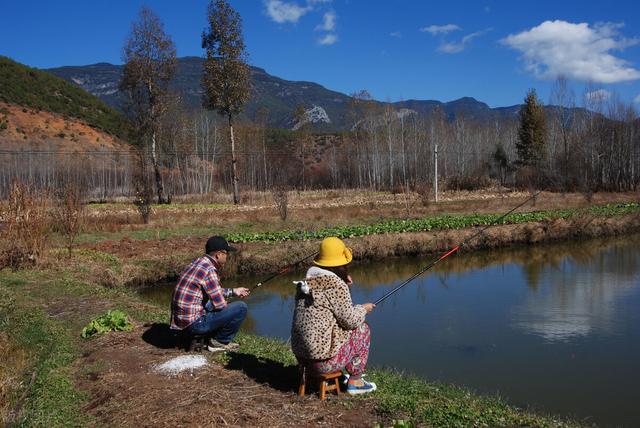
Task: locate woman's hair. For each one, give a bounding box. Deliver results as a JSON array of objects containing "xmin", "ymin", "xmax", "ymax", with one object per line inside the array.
[{"xmin": 323, "ymin": 265, "xmax": 350, "ymax": 283}]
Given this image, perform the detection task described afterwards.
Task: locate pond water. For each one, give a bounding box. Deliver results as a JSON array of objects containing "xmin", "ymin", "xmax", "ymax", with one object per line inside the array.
[{"xmin": 141, "ymin": 235, "xmax": 640, "ymax": 427}]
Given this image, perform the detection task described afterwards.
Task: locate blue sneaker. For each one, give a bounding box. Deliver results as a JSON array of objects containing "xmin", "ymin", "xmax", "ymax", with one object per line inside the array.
[{"xmin": 346, "ymin": 378, "xmax": 377, "ymax": 395}]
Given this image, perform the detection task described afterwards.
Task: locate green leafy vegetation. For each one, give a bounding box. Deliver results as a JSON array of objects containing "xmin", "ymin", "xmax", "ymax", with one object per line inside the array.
[
  {"xmin": 0, "ymin": 55, "xmax": 130, "ymax": 139},
  {"xmin": 224, "ymin": 203, "xmax": 640, "ymax": 243},
  {"xmin": 81, "ymin": 309, "xmax": 134, "ymax": 338}
]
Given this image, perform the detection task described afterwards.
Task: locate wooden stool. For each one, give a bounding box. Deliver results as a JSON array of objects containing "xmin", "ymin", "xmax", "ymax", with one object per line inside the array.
[
  {"xmin": 188, "ymin": 333, "xmax": 207, "ymax": 352},
  {"xmin": 298, "ymin": 365, "xmax": 342, "ymax": 400}
]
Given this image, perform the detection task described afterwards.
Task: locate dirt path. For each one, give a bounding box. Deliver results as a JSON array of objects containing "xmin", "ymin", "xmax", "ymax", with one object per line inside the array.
[{"xmin": 78, "ymin": 327, "xmax": 379, "ymax": 427}]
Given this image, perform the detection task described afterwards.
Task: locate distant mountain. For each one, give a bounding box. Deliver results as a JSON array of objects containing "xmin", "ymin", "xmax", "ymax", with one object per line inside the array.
[
  {"xmin": 48, "ymin": 56, "xmax": 355, "ymax": 130},
  {"xmin": 46, "ymin": 56, "xmax": 566, "ymax": 131}
]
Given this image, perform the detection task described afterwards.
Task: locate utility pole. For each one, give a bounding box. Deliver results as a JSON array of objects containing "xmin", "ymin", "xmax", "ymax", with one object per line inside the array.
[{"xmin": 434, "ymin": 144, "xmax": 438, "ymax": 202}]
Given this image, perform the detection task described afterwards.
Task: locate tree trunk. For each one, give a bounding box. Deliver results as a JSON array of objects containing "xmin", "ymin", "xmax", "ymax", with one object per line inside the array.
[
  {"xmin": 262, "ymin": 128, "xmax": 268, "ymax": 190},
  {"xmin": 229, "ymin": 115, "xmax": 240, "ymax": 204},
  {"xmin": 151, "ymin": 130, "xmax": 166, "ymax": 204}
]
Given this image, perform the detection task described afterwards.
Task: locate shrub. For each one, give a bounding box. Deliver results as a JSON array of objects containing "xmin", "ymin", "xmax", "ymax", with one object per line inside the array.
[
  {"xmin": 0, "ymin": 182, "xmax": 51, "ymax": 270},
  {"xmin": 446, "ymin": 175, "xmax": 492, "ymax": 191},
  {"xmin": 271, "ymin": 187, "xmax": 289, "ymax": 221},
  {"xmin": 414, "ymin": 182, "xmax": 431, "ymax": 207},
  {"xmin": 133, "ymin": 153, "xmax": 154, "ymax": 224},
  {"xmin": 51, "ymin": 184, "xmax": 85, "ymax": 258}
]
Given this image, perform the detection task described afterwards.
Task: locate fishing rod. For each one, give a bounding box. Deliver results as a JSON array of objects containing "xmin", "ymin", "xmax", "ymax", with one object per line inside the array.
[
  {"xmin": 252, "ymin": 251, "xmax": 318, "ymax": 290},
  {"xmin": 373, "ymin": 191, "xmax": 542, "ymax": 305}
]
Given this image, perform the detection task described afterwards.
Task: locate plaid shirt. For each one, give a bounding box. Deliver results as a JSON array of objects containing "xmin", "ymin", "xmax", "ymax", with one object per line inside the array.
[{"xmin": 170, "ymin": 255, "xmax": 232, "ymax": 330}]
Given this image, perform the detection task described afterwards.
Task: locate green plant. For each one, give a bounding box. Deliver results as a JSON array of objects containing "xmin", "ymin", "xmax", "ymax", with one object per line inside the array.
[
  {"xmin": 81, "ymin": 310, "xmax": 134, "ymax": 338},
  {"xmin": 222, "ymin": 203, "xmax": 640, "ymax": 244}
]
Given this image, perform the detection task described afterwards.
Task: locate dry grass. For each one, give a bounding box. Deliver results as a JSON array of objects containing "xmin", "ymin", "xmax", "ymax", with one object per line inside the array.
[
  {"xmin": 51, "ymin": 184, "xmax": 85, "ymax": 257},
  {"xmin": 0, "ymin": 182, "xmax": 51, "ymax": 270},
  {"xmin": 77, "ymin": 329, "xmax": 378, "ymax": 427}
]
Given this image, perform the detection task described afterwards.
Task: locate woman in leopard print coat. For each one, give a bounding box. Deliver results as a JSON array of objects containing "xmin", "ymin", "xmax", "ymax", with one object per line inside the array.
[{"xmin": 291, "ymin": 237, "xmax": 377, "ymax": 394}]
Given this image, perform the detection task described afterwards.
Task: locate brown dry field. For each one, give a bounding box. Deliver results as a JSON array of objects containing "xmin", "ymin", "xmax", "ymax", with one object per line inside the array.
[{"xmin": 77, "ymin": 189, "xmax": 640, "ymax": 287}]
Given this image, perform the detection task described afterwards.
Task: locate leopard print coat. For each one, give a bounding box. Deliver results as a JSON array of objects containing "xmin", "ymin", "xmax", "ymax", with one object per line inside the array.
[{"xmin": 291, "ymin": 267, "xmax": 367, "ymax": 360}]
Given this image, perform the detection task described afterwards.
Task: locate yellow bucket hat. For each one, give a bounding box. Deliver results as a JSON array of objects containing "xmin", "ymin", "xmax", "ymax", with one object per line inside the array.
[{"xmin": 313, "ymin": 237, "xmax": 353, "ymax": 267}]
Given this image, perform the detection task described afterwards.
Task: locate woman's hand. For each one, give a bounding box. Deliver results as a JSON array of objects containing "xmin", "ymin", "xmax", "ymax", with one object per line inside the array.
[
  {"xmin": 233, "ymin": 287, "xmax": 250, "ymax": 298},
  {"xmin": 362, "ymin": 303, "xmax": 376, "ymax": 313}
]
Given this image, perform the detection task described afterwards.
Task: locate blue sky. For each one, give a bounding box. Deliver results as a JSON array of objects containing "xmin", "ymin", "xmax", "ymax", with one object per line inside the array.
[{"xmin": 2, "ymin": 0, "xmax": 640, "ymax": 108}]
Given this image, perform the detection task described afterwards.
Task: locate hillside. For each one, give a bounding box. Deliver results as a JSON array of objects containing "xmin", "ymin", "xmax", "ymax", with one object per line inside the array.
[
  {"xmin": 0, "ymin": 101, "xmax": 130, "ymax": 152},
  {"xmin": 0, "ymin": 56, "xmax": 130, "ymax": 140},
  {"xmin": 48, "ymin": 56, "xmax": 531, "ymax": 131}
]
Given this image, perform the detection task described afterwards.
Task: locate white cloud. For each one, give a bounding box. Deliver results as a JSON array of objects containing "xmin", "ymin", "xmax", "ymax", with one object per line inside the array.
[
  {"xmin": 502, "ymin": 20, "xmax": 640, "ymax": 83},
  {"xmin": 420, "ymin": 24, "xmax": 461, "ymax": 35},
  {"xmin": 390, "ymin": 31, "xmax": 402, "ymax": 38},
  {"xmin": 584, "ymin": 89, "xmax": 612, "ymax": 103},
  {"xmin": 634, "ymin": 94, "xmax": 640, "ymax": 104},
  {"xmin": 265, "ymin": 0, "xmax": 311, "ymax": 24},
  {"xmin": 315, "ymin": 11, "xmax": 336, "ymax": 31},
  {"xmin": 317, "ymin": 33, "xmax": 338, "ymax": 45},
  {"xmin": 437, "ymin": 29, "xmax": 491, "ymax": 54}
]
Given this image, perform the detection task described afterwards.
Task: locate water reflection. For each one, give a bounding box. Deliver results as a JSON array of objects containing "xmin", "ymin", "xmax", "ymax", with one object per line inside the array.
[{"xmin": 513, "ymin": 243, "xmax": 640, "ymax": 343}]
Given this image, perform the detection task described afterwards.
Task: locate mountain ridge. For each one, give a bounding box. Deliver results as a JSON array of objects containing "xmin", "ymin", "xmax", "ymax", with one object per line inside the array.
[{"xmin": 47, "ymin": 56, "xmax": 529, "ymax": 130}]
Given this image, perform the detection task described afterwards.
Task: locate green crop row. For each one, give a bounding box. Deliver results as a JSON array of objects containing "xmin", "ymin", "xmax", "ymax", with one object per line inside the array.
[{"xmin": 226, "ymin": 203, "xmax": 640, "ymax": 244}]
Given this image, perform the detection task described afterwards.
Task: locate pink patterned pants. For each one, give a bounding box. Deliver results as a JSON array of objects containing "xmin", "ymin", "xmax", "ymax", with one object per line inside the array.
[{"xmin": 309, "ymin": 322, "xmax": 371, "ymax": 376}]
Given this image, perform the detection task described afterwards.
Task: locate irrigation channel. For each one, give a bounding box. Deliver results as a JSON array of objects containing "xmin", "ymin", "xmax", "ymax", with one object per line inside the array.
[{"xmin": 141, "ymin": 234, "xmax": 640, "ymax": 427}]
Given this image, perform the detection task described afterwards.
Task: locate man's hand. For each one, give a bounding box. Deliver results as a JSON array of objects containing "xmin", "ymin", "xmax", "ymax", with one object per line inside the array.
[
  {"xmin": 362, "ymin": 303, "xmax": 376, "ymax": 313},
  {"xmin": 233, "ymin": 287, "xmax": 250, "ymax": 298}
]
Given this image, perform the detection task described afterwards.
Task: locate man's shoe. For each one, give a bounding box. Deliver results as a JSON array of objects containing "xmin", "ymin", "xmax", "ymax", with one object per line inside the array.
[
  {"xmin": 207, "ymin": 339, "xmax": 240, "ymax": 353},
  {"xmin": 346, "ymin": 379, "xmax": 377, "ymax": 395}
]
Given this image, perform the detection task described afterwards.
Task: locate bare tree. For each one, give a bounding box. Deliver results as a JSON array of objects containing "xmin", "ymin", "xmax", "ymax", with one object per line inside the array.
[
  {"xmin": 202, "ymin": 0, "xmax": 251, "ymax": 204},
  {"xmin": 550, "ymin": 76, "xmax": 575, "ymax": 191},
  {"xmin": 255, "ymin": 106, "xmax": 270, "ymax": 190},
  {"xmin": 293, "ymin": 105, "xmax": 310, "ymax": 189},
  {"xmin": 120, "ymin": 6, "xmax": 176, "ymax": 204}
]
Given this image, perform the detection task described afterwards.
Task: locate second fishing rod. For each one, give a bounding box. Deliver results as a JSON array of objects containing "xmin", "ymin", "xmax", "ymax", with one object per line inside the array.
[
  {"xmin": 251, "ymin": 251, "xmax": 318, "ymax": 290},
  {"xmin": 373, "ymin": 191, "xmax": 542, "ymax": 306}
]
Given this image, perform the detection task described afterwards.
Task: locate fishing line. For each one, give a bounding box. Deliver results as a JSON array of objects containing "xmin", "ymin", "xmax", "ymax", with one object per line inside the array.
[
  {"xmin": 251, "ymin": 251, "xmax": 318, "ymax": 290},
  {"xmin": 373, "ymin": 191, "xmax": 542, "ymax": 305}
]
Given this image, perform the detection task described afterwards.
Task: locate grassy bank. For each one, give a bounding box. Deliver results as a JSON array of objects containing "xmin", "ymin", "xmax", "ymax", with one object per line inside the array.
[{"xmin": 0, "ymin": 265, "xmax": 587, "ymax": 427}]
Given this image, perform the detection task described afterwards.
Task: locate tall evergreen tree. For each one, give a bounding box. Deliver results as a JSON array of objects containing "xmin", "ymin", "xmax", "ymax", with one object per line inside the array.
[
  {"xmin": 202, "ymin": 0, "xmax": 251, "ymax": 204},
  {"xmin": 120, "ymin": 6, "xmax": 176, "ymax": 204},
  {"xmin": 516, "ymin": 89, "xmax": 547, "ymax": 167}
]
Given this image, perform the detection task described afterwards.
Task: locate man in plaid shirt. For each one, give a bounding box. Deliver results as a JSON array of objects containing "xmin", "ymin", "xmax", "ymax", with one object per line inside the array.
[{"xmin": 171, "ymin": 236, "xmax": 249, "ymax": 352}]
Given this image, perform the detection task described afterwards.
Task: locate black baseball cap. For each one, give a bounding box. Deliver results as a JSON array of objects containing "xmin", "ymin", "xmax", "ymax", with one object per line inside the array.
[{"xmin": 205, "ymin": 236, "xmax": 237, "ymax": 254}]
